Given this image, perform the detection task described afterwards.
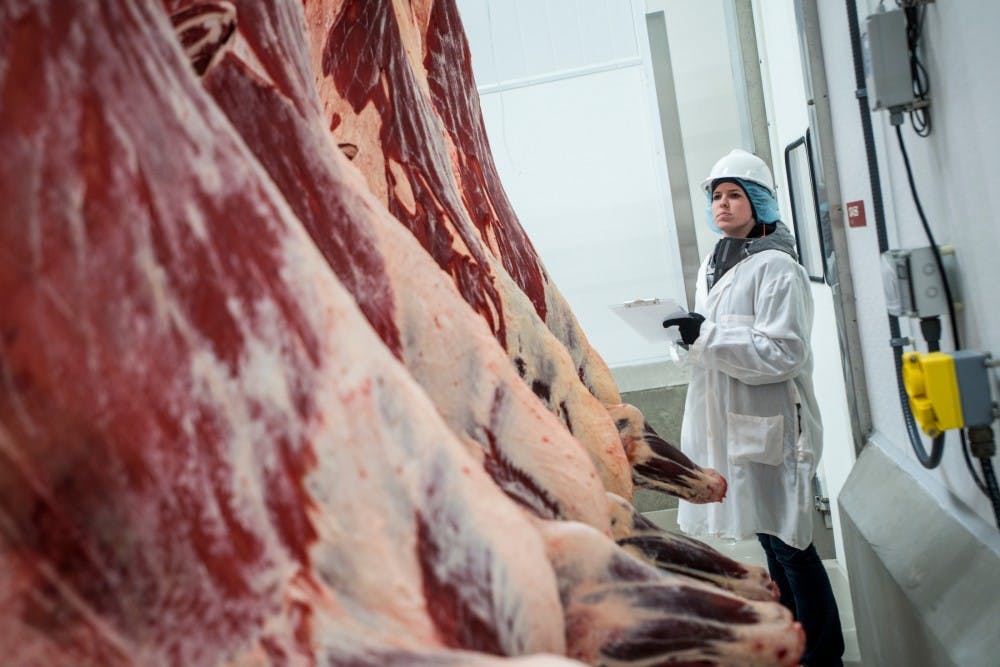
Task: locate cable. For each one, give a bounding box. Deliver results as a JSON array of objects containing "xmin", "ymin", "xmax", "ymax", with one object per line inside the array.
[
  {"xmin": 905, "ymin": 4, "xmax": 931, "ymax": 136},
  {"xmin": 965, "ymin": 436, "xmax": 989, "ymax": 496},
  {"xmin": 857, "ymin": 1, "xmax": 995, "ymax": 510},
  {"xmin": 893, "ymin": 1, "xmax": 931, "ymax": 135},
  {"xmin": 968, "ymin": 426, "xmax": 1000, "ymax": 528},
  {"xmin": 982, "ymin": 457, "xmax": 1000, "ymax": 528},
  {"xmin": 895, "ymin": 125, "xmax": 991, "ymax": 489},
  {"xmin": 845, "ymin": 0, "xmax": 942, "ymax": 469},
  {"xmin": 894, "ymin": 127, "xmax": 956, "ymax": 343},
  {"xmin": 886, "ymin": 126, "xmax": 956, "ymax": 470}
]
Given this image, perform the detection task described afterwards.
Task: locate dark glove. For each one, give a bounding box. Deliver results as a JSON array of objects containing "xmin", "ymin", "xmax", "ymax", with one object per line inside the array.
[{"xmin": 662, "ymin": 312, "xmax": 705, "ymax": 346}]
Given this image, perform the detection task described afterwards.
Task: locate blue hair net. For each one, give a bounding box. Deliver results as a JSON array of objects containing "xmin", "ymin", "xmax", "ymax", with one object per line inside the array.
[{"xmin": 705, "ymin": 178, "xmax": 780, "ymax": 233}]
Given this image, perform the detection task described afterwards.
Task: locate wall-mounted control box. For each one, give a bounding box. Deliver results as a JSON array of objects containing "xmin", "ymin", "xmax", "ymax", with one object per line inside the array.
[
  {"xmin": 863, "ymin": 9, "xmax": 915, "ymax": 112},
  {"xmin": 881, "ymin": 246, "xmax": 959, "ymax": 318}
]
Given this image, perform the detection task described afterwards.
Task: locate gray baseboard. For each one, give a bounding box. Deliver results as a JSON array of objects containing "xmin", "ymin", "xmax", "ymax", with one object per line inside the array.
[
  {"xmin": 621, "ymin": 384, "xmax": 686, "ymax": 512},
  {"xmin": 611, "ymin": 359, "xmax": 689, "ymax": 393},
  {"xmin": 839, "ymin": 434, "xmax": 1000, "ymax": 667}
]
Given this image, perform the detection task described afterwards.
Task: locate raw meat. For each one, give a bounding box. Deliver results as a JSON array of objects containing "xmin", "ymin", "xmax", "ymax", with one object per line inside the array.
[
  {"xmin": 0, "ymin": 0, "xmax": 569, "ymax": 662},
  {"xmin": 609, "ymin": 402, "xmax": 727, "ymax": 501},
  {"xmin": 169, "ymin": 2, "xmax": 750, "ymax": 613},
  {"xmin": 607, "ymin": 494, "xmax": 778, "ymax": 602},
  {"xmin": 418, "ymin": 0, "xmax": 616, "ymax": 402},
  {"xmin": 1, "ymin": 0, "xmax": 803, "ymax": 664},
  {"xmin": 166, "ymin": 0, "xmax": 611, "ymax": 529},
  {"xmin": 172, "ymin": 1, "xmax": 796, "ymax": 661},
  {"xmin": 537, "ymin": 518, "xmax": 803, "ymax": 666},
  {"xmin": 424, "ymin": 0, "xmax": 730, "ymax": 503},
  {"xmin": 171, "ymin": 0, "xmax": 776, "ymax": 587},
  {"xmin": 304, "ymin": 0, "xmax": 725, "ymax": 504},
  {"xmin": 307, "ymin": 0, "xmax": 641, "ymax": 499}
]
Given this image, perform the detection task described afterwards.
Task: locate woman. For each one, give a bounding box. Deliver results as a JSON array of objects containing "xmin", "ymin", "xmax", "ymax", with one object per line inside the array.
[{"xmin": 664, "ymin": 149, "xmax": 844, "ymax": 666}]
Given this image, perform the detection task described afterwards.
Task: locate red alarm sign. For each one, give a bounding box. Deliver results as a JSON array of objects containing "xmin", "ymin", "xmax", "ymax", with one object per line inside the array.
[{"xmin": 846, "ymin": 200, "xmax": 867, "ymax": 227}]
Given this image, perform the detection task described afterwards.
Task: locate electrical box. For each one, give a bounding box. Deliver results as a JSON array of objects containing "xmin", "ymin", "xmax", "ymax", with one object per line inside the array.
[
  {"xmin": 881, "ymin": 246, "xmax": 958, "ymax": 318},
  {"xmin": 902, "ymin": 351, "xmax": 963, "ymax": 437},
  {"xmin": 902, "ymin": 350, "xmax": 993, "ymax": 437},
  {"xmin": 863, "ymin": 9, "xmax": 914, "ymax": 112},
  {"xmin": 952, "ymin": 351, "xmax": 994, "ymax": 428}
]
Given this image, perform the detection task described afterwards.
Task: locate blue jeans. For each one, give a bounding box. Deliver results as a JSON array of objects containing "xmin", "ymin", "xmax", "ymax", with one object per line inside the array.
[{"xmin": 757, "ymin": 534, "xmax": 844, "ymax": 666}]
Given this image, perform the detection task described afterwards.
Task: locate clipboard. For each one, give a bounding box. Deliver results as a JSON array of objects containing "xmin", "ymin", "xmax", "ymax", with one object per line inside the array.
[{"xmin": 610, "ymin": 297, "xmax": 688, "ymax": 344}]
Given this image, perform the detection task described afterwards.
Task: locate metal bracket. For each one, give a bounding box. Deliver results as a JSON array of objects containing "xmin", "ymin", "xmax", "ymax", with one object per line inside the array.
[
  {"xmin": 815, "ymin": 494, "xmax": 831, "ymax": 512},
  {"xmin": 812, "ymin": 475, "xmax": 833, "ymax": 528}
]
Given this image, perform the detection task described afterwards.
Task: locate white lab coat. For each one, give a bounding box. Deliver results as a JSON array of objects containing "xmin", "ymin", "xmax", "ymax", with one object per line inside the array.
[{"xmin": 677, "ymin": 239, "xmax": 822, "ymax": 550}]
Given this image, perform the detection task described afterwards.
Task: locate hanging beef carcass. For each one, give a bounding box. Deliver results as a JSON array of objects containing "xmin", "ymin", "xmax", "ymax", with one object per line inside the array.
[
  {"xmin": 166, "ymin": 0, "xmax": 778, "ymax": 604},
  {"xmin": 175, "ymin": 1, "xmax": 793, "ymax": 660},
  {"xmin": 0, "ymin": 0, "xmax": 569, "ymax": 662},
  {"xmin": 304, "ymin": 0, "xmax": 726, "ymax": 503},
  {"xmin": 0, "ymin": 0, "xmax": 804, "ymax": 664},
  {"xmin": 166, "ymin": 0, "xmax": 612, "ymax": 528}
]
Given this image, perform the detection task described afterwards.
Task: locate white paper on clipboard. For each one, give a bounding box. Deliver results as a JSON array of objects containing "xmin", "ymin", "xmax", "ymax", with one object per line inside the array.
[{"xmin": 610, "ymin": 297, "xmax": 689, "ymax": 344}]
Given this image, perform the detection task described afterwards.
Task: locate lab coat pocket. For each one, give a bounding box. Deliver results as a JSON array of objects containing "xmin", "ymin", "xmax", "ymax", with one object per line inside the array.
[{"xmin": 727, "ymin": 412, "xmax": 785, "ymax": 466}]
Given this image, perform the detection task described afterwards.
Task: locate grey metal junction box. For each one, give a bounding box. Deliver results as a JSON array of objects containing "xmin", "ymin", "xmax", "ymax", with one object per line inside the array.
[{"xmin": 863, "ymin": 8, "xmax": 915, "ymax": 112}]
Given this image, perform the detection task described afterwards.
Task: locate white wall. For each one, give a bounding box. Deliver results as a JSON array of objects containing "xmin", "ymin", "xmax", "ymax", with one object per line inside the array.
[
  {"xmin": 645, "ymin": 0, "xmax": 744, "ymax": 260},
  {"xmin": 817, "ymin": 0, "xmax": 1000, "ymax": 527},
  {"xmin": 457, "ymin": 0, "xmax": 687, "ymax": 369}
]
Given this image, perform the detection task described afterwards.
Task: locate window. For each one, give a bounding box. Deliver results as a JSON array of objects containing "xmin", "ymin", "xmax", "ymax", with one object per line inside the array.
[{"xmin": 784, "ymin": 131, "xmax": 828, "ymax": 283}]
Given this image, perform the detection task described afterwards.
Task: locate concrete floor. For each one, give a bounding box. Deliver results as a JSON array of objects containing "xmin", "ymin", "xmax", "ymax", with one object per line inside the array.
[{"xmin": 620, "ymin": 384, "xmax": 685, "ymax": 513}]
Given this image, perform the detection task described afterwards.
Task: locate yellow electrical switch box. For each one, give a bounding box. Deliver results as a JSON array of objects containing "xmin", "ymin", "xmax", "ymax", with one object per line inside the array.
[{"xmin": 901, "ymin": 352, "xmax": 964, "ymax": 437}]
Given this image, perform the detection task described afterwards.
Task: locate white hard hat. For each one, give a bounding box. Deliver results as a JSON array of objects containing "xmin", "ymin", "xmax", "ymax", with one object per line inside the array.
[{"xmin": 700, "ymin": 149, "xmax": 775, "ymax": 196}]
